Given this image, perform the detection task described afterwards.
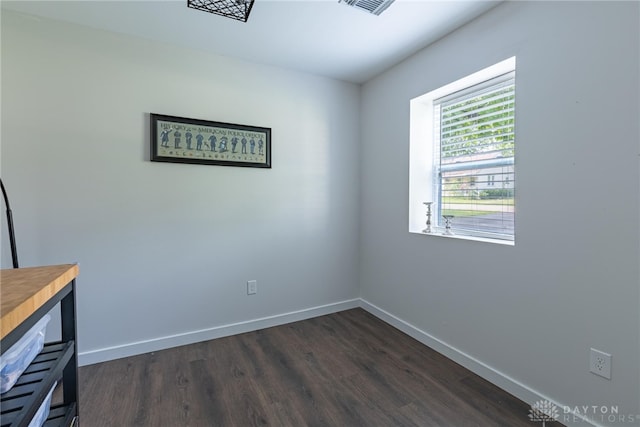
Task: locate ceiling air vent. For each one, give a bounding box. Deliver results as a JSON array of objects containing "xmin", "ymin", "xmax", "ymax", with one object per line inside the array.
[{"xmin": 339, "ymin": 0, "xmax": 395, "ymax": 16}]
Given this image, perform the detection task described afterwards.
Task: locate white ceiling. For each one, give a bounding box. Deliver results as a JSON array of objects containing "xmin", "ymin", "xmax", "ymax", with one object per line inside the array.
[{"xmin": 2, "ymin": 0, "xmax": 500, "ymax": 84}]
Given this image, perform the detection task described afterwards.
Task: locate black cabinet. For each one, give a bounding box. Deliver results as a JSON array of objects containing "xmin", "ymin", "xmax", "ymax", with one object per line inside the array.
[{"xmin": 1, "ymin": 265, "xmax": 80, "ymax": 427}]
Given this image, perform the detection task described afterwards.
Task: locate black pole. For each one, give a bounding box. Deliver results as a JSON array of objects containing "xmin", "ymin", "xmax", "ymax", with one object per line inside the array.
[{"xmin": 0, "ymin": 178, "xmax": 19, "ymax": 268}]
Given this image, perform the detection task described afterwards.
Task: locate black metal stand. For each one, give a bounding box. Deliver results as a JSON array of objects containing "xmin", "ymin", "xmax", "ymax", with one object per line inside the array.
[
  {"xmin": 0, "ymin": 279, "xmax": 80, "ymax": 427},
  {"xmin": 0, "ymin": 178, "xmax": 19, "ymax": 268}
]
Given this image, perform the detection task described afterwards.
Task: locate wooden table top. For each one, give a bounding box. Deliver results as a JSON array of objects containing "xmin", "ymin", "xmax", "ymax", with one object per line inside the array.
[{"xmin": 1, "ymin": 264, "xmax": 79, "ymax": 340}]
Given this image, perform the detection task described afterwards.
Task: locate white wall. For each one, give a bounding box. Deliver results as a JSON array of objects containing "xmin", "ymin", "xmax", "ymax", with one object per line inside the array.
[
  {"xmin": 360, "ymin": 1, "xmax": 640, "ymax": 424},
  {"xmin": 1, "ymin": 11, "xmax": 360, "ymax": 363},
  {"xmin": 3, "ymin": 2, "xmax": 639, "ymax": 425}
]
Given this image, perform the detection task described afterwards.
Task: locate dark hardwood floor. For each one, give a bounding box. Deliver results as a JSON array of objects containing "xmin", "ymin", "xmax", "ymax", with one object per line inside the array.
[{"xmin": 76, "ymin": 308, "xmax": 562, "ymax": 426}]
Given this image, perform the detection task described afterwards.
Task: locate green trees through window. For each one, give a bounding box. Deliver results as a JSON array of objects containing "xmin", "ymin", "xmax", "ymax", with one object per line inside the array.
[{"xmin": 435, "ymin": 71, "xmax": 515, "ymax": 239}]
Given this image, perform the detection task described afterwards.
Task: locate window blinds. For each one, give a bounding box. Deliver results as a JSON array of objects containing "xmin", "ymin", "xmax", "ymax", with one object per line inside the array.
[{"xmin": 434, "ymin": 71, "xmax": 515, "ymax": 239}]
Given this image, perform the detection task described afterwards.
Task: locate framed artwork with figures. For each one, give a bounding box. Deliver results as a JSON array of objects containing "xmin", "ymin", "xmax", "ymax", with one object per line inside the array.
[{"xmin": 150, "ymin": 113, "xmax": 271, "ymax": 168}]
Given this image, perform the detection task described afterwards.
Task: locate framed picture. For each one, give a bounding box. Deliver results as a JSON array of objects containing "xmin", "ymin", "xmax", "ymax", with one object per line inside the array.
[{"xmin": 150, "ymin": 113, "xmax": 271, "ymax": 168}]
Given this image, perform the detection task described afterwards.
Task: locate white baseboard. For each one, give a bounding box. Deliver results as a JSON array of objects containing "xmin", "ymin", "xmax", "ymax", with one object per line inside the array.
[
  {"xmin": 359, "ymin": 299, "xmax": 600, "ymax": 427},
  {"xmin": 78, "ymin": 298, "xmax": 360, "ymax": 366}
]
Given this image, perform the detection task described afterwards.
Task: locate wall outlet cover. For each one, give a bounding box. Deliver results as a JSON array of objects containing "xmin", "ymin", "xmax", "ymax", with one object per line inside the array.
[
  {"xmin": 247, "ymin": 280, "xmax": 257, "ymax": 295},
  {"xmin": 589, "ymin": 348, "xmax": 611, "ymax": 380}
]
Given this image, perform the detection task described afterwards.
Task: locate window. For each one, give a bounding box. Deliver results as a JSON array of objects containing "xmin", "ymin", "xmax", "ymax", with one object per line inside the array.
[{"xmin": 409, "ymin": 57, "xmax": 516, "ymax": 244}]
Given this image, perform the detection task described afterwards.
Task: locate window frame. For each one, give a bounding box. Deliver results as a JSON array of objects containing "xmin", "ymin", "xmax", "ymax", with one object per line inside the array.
[{"xmin": 409, "ymin": 57, "xmax": 516, "ymax": 246}]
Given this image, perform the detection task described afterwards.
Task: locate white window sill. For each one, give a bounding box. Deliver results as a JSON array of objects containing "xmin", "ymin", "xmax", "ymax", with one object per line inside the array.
[{"xmin": 412, "ymin": 229, "xmax": 515, "ymax": 246}]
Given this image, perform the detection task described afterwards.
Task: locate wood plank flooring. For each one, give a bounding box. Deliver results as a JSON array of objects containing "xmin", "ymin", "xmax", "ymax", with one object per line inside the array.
[{"xmin": 77, "ymin": 309, "xmax": 563, "ymax": 426}]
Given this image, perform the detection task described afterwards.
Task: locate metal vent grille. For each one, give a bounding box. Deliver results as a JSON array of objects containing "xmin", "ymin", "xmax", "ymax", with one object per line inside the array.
[{"xmin": 339, "ymin": 0, "xmax": 395, "ymax": 15}]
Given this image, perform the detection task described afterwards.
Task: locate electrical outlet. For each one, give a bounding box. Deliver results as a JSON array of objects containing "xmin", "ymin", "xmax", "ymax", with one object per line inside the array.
[
  {"xmin": 247, "ymin": 280, "xmax": 257, "ymax": 295},
  {"xmin": 589, "ymin": 348, "xmax": 611, "ymax": 379}
]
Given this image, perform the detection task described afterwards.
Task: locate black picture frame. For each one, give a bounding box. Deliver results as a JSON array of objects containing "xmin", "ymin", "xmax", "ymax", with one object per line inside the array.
[{"xmin": 150, "ymin": 113, "xmax": 271, "ymax": 168}]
